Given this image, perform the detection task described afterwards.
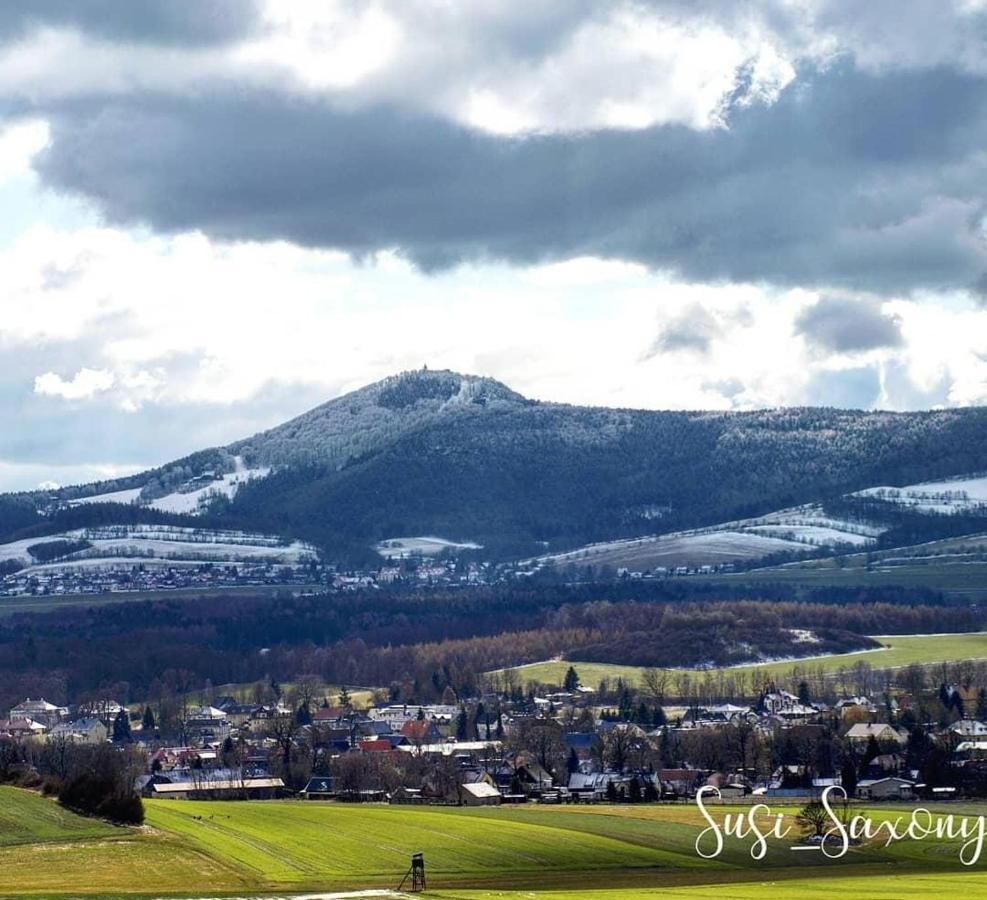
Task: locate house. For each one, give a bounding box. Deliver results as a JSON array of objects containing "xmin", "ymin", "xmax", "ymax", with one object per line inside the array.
[
  {"xmin": 949, "ymin": 720, "xmax": 987, "ymax": 738},
  {"xmin": 567, "ymin": 772, "xmax": 611, "ymax": 800},
  {"xmin": 461, "ymin": 781, "xmax": 502, "ymax": 806},
  {"xmin": 845, "ymin": 723, "xmax": 907, "ymax": 746},
  {"xmin": 954, "ymin": 740, "xmax": 987, "ymax": 760},
  {"xmin": 49, "ymin": 717, "xmax": 109, "ymax": 744},
  {"xmin": 399, "ymin": 719, "xmax": 443, "ymax": 745},
  {"xmin": 835, "ymin": 696, "xmax": 878, "ymax": 717},
  {"xmin": 219, "ymin": 703, "xmax": 263, "ymax": 728},
  {"xmin": 359, "ymin": 738, "xmax": 400, "ymax": 757},
  {"xmin": 312, "ymin": 706, "xmax": 347, "ymax": 725},
  {"xmin": 866, "ymin": 753, "xmax": 904, "ymax": 775},
  {"xmin": 149, "ymin": 746, "xmax": 217, "ymax": 771},
  {"xmin": 516, "ymin": 762, "xmax": 554, "ymax": 792},
  {"xmin": 300, "ymin": 776, "xmax": 334, "ymax": 799},
  {"xmin": 10, "ymin": 698, "xmax": 68, "ymax": 727},
  {"xmin": 184, "ymin": 706, "xmax": 231, "ymax": 743},
  {"xmin": 0, "ymin": 718, "xmax": 46, "ymax": 740},
  {"xmin": 368, "ymin": 704, "xmax": 458, "ymax": 730},
  {"xmin": 659, "ymin": 769, "xmax": 704, "ymax": 799},
  {"xmin": 567, "ymin": 772, "xmax": 640, "ymax": 801},
  {"xmin": 856, "ymin": 777, "xmax": 915, "ymax": 801}
]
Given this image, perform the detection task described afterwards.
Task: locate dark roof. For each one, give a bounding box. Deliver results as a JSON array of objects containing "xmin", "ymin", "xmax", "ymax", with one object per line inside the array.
[{"xmin": 303, "ymin": 777, "xmax": 333, "ymax": 793}]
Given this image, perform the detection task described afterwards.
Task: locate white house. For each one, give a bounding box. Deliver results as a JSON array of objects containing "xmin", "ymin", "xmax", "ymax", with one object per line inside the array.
[
  {"xmin": 10, "ymin": 698, "xmax": 68, "ymax": 727},
  {"xmin": 50, "ymin": 717, "xmax": 109, "ymax": 744}
]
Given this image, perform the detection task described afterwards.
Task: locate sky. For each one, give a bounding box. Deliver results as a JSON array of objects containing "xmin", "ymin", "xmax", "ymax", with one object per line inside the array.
[{"xmin": 2, "ymin": 1, "xmax": 987, "ymax": 490}]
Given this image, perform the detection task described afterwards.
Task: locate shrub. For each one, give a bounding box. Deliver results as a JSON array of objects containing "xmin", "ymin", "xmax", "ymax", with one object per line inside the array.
[{"xmin": 58, "ymin": 774, "xmax": 144, "ymax": 825}]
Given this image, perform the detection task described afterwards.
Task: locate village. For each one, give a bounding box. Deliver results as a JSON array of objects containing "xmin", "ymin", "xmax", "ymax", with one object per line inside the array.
[{"xmin": 3, "ymin": 666, "xmax": 987, "ymax": 809}]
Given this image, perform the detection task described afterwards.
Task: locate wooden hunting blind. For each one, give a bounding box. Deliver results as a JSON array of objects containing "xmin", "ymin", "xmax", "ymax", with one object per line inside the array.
[{"xmin": 398, "ymin": 852, "xmax": 426, "ymax": 892}]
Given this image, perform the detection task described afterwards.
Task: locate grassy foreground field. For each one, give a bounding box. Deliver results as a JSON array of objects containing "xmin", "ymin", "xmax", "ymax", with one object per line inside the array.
[
  {"xmin": 501, "ymin": 631, "xmax": 987, "ymax": 689},
  {"xmin": 427, "ymin": 872, "xmax": 987, "ymax": 899},
  {"xmin": 8, "ymin": 787, "xmax": 987, "ymax": 897}
]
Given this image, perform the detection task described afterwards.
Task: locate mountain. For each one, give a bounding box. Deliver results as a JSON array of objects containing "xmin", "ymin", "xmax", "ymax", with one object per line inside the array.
[{"xmin": 7, "ymin": 369, "xmax": 987, "ymax": 563}]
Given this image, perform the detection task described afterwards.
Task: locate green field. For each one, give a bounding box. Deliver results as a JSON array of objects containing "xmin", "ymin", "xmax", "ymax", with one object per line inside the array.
[
  {"xmin": 7, "ymin": 785, "xmax": 987, "ymax": 897},
  {"xmin": 701, "ymin": 556, "xmax": 987, "ymax": 601},
  {"xmin": 501, "ymin": 631, "xmax": 987, "ymax": 690},
  {"xmin": 0, "ymin": 583, "xmax": 324, "ymax": 618},
  {"xmin": 428, "ymin": 873, "xmax": 987, "ymax": 899}
]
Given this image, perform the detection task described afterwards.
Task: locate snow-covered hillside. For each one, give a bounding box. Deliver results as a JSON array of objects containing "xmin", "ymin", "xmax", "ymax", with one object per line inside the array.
[
  {"xmin": 856, "ymin": 474, "xmax": 987, "ymax": 514},
  {"xmin": 0, "ymin": 524, "xmax": 316, "ymax": 573},
  {"xmin": 65, "ymin": 456, "xmax": 269, "ymax": 516},
  {"xmin": 529, "ymin": 530, "xmax": 809, "ymax": 570},
  {"xmin": 530, "ymin": 503, "xmax": 886, "ymax": 571},
  {"xmin": 376, "ymin": 536, "xmax": 483, "ymax": 559}
]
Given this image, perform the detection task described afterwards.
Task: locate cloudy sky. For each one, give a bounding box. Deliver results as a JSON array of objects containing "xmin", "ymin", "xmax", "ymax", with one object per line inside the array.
[{"xmin": 2, "ymin": 0, "xmax": 987, "ymax": 490}]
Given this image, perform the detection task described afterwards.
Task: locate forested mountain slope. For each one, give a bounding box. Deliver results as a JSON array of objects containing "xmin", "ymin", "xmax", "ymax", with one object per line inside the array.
[{"xmin": 6, "ymin": 369, "xmax": 987, "ymax": 561}]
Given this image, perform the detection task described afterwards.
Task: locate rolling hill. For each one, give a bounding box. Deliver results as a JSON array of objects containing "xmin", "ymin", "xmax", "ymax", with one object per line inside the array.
[{"xmin": 5, "ymin": 369, "xmax": 987, "ymax": 564}]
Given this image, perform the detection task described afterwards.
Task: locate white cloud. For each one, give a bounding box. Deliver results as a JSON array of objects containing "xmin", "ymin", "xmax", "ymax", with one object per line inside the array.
[
  {"xmin": 34, "ymin": 367, "xmax": 115, "ymax": 400},
  {"xmin": 0, "ymin": 118, "xmax": 49, "ymax": 185}
]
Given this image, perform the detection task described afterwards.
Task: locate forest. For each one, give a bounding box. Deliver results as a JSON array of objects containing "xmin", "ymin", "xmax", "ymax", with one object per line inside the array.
[{"xmin": 0, "ymin": 579, "xmax": 979, "ymax": 712}]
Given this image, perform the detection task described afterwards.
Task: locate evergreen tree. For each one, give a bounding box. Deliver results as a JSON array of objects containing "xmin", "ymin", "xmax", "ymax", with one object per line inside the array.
[
  {"xmin": 112, "ymin": 709, "xmax": 131, "ymax": 743},
  {"xmin": 563, "ymin": 666, "xmax": 580, "ymax": 692},
  {"xmin": 566, "ymin": 746, "xmax": 580, "ymax": 775},
  {"xmin": 797, "ymin": 681, "xmax": 812, "ymax": 706},
  {"xmin": 338, "ymin": 685, "xmax": 352, "ymax": 709},
  {"xmin": 617, "ymin": 684, "xmax": 634, "ymax": 721},
  {"xmin": 456, "ymin": 704, "xmax": 469, "ymax": 740},
  {"xmin": 605, "ymin": 780, "xmax": 618, "ymax": 803},
  {"xmin": 840, "ymin": 757, "xmax": 858, "ymax": 797},
  {"xmin": 141, "ymin": 706, "xmax": 156, "ymax": 732},
  {"xmin": 295, "ymin": 702, "xmax": 312, "ymax": 726},
  {"xmin": 628, "ymin": 778, "xmax": 642, "ymax": 803}
]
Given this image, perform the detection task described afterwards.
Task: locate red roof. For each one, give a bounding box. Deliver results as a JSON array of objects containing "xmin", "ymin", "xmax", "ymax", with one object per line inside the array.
[
  {"xmin": 359, "ymin": 739, "xmax": 395, "ymax": 753},
  {"xmin": 400, "ymin": 720, "xmax": 433, "ymax": 741},
  {"xmin": 312, "ymin": 706, "xmax": 346, "ymax": 722}
]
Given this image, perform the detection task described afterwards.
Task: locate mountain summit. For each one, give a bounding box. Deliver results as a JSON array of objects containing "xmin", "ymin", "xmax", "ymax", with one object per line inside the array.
[{"xmin": 231, "ymin": 369, "xmax": 530, "ymax": 469}]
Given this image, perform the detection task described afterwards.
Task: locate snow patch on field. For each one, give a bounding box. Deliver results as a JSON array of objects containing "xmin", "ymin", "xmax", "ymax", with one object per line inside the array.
[
  {"xmin": 67, "ymin": 487, "xmax": 143, "ymax": 507},
  {"xmin": 376, "ymin": 536, "xmax": 483, "ymax": 559},
  {"xmin": 531, "ymin": 530, "xmax": 807, "ymax": 568},
  {"xmin": 856, "ymin": 474, "xmax": 987, "ymax": 515},
  {"xmin": 0, "ymin": 524, "xmax": 317, "ymax": 571},
  {"xmin": 530, "ymin": 503, "xmax": 884, "ymax": 570}
]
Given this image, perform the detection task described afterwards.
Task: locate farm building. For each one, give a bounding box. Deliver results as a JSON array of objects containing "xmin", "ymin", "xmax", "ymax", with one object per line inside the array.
[
  {"xmin": 460, "ymin": 782, "xmax": 502, "ymax": 806},
  {"xmin": 856, "ymin": 777, "xmax": 915, "ymax": 801},
  {"xmin": 144, "ymin": 776, "xmax": 285, "ymax": 800},
  {"xmin": 300, "ymin": 777, "xmax": 334, "ymax": 800}
]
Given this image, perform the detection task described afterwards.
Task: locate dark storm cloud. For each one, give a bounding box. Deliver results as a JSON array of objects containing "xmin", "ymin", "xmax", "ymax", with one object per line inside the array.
[
  {"xmin": 0, "ymin": 1, "xmax": 260, "ymax": 46},
  {"xmin": 646, "ymin": 305, "xmax": 721, "ymax": 356},
  {"xmin": 795, "ymin": 296, "xmax": 904, "ymax": 353},
  {"xmin": 29, "ymin": 62, "xmax": 987, "ymax": 295}
]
